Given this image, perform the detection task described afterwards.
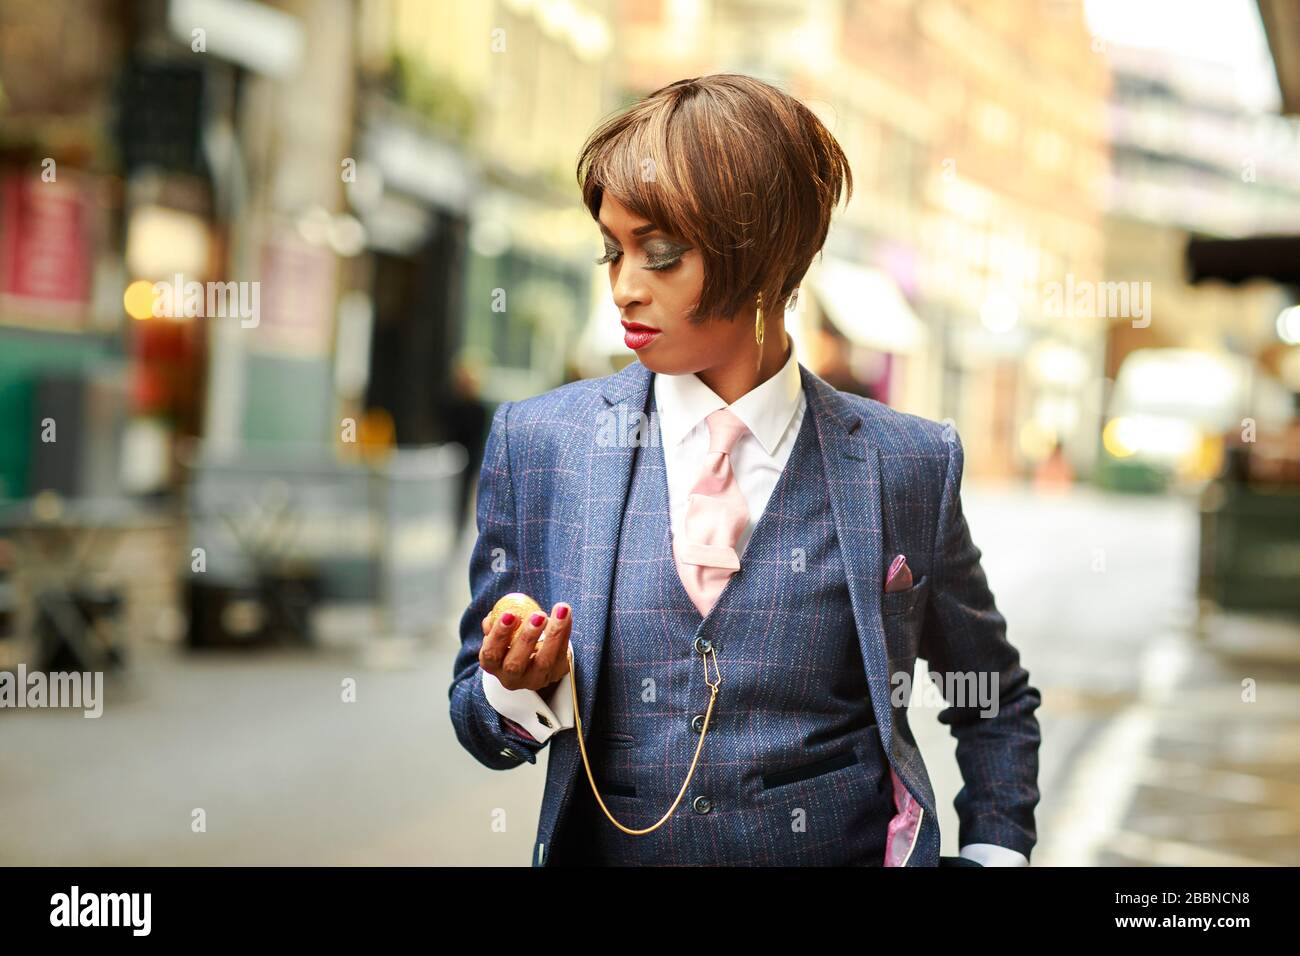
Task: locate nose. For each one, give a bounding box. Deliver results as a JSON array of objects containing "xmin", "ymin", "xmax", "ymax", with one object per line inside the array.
[{"xmin": 611, "ymin": 262, "xmax": 648, "ymax": 313}]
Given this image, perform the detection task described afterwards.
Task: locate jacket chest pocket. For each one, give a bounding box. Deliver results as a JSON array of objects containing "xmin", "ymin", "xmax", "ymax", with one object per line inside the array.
[{"xmin": 880, "ymin": 573, "xmax": 928, "ymax": 666}]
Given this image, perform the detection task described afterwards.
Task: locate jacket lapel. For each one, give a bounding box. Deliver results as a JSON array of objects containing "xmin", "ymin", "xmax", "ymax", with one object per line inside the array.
[
  {"xmin": 572, "ymin": 359, "xmax": 653, "ymax": 730},
  {"xmin": 800, "ymin": 366, "xmax": 935, "ymax": 853},
  {"xmin": 540, "ymin": 360, "xmax": 652, "ymax": 862},
  {"xmin": 802, "ymin": 365, "xmax": 936, "ymax": 854},
  {"xmin": 802, "ymin": 365, "xmax": 896, "ymax": 755}
]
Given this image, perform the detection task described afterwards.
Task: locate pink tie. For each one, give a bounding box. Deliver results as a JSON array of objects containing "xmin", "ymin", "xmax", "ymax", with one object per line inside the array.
[{"xmin": 672, "ymin": 408, "xmax": 751, "ymax": 618}]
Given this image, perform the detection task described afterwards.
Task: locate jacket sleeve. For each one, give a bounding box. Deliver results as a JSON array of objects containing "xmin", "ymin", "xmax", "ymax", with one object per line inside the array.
[
  {"xmin": 448, "ymin": 400, "xmax": 551, "ymax": 769},
  {"xmin": 918, "ymin": 428, "xmax": 1042, "ymax": 859}
]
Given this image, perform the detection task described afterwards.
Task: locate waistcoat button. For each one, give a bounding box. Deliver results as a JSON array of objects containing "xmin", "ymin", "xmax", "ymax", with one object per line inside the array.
[
  {"xmin": 692, "ymin": 795, "xmax": 713, "ymax": 814},
  {"xmin": 693, "ymin": 636, "xmax": 714, "ymax": 655},
  {"xmin": 691, "ymin": 714, "xmax": 706, "ymax": 734}
]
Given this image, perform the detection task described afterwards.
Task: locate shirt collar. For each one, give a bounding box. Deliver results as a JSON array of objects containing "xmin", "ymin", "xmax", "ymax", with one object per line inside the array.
[{"xmin": 653, "ymin": 335, "xmax": 803, "ymax": 457}]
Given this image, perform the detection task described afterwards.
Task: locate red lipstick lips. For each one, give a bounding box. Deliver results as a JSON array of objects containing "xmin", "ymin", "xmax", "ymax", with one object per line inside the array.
[{"xmin": 621, "ymin": 319, "xmax": 661, "ymax": 350}]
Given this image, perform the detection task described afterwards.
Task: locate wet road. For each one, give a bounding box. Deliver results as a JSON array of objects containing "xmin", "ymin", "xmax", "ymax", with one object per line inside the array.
[{"xmin": 915, "ymin": 483, "xmax": 1300, "ymax": 866}]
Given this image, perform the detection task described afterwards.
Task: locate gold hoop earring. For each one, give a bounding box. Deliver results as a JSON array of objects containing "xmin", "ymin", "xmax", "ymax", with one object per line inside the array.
[{"xmin": 754, "ymin": 292, "xmax": 765, "ymax": 348}]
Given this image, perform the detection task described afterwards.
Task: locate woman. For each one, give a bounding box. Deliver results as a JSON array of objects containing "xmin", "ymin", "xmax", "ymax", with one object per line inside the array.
[{"xmin": 449, "ymin": 74, "xmax": 1041, "ymax": 867}]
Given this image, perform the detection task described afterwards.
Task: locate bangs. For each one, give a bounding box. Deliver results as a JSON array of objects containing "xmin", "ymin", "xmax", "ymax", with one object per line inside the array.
[{"xmin": 577, "ymin": 103, "xmax": 701, "ymax": 247}]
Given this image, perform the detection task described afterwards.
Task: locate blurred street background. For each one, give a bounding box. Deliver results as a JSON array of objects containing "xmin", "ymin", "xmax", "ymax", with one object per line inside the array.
[{"xmin": 1, "ymin": 0, "xmax": 1299, "ymax": 866}]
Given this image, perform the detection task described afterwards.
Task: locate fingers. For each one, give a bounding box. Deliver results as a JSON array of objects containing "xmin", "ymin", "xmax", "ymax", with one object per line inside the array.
[
  {"xmin": 478, "ymin": 612, "xmax": 518, "ymax": 674},
  {"xmin": 479, "ymin": 600, "xmax": 574, "ymax": 691},
  {"xmin": 533, "ymin": 603, "xmax": 571, "ymax": 683},
  {"xmin": 500, "ymin": 609, "xmax": 549, "ymax": 686}
]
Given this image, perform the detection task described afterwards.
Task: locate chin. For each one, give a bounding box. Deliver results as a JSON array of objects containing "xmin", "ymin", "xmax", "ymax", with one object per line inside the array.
[{"xmin": 633, "ymin": 351, "xmax": 691, "ymax": 375}]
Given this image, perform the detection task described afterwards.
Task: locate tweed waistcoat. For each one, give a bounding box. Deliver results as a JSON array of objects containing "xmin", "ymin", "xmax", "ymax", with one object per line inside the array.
[{"xmin": 556, "ymin": 385, "xmax": 895, "ymax": 865}]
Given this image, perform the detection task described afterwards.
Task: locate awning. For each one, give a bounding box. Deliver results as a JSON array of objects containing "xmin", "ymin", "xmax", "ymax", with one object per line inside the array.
[
  {"xmin": 805, "ymin": 256, "xmax": 927, "ymax": 355},
  {"xmin": 1186, "ymin": 234, "xmax": 1300, "ymax": 285}
]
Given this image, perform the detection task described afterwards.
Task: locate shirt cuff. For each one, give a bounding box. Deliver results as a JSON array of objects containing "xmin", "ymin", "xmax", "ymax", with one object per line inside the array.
[
  {"xmin": 958, "ymin": 843, "xmax": 1029, "ymax": 866},
  {"xmin": 481, "ymin": 670, "xmax": 575, "ymax": 744}
]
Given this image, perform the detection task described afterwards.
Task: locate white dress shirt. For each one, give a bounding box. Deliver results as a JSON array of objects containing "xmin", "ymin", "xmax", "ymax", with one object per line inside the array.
[{"xmin": 479, "ymin": 336, "xmax": 1028, "ymax": 866}]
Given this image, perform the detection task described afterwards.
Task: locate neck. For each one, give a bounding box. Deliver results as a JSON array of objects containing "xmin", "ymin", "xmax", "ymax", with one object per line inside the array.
[{"xmin": 695, "ymin": 327, "xmax": 791, "ymax": 405}]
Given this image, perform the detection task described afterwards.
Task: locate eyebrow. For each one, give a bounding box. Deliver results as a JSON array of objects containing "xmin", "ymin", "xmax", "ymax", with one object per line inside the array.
[{"xmin": 598, "ymin": 219, "xmax": 660, "ymax": 239}]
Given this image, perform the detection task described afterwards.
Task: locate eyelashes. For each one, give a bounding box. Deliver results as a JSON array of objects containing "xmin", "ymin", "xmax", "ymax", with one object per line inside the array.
[{"xmin": 594, "ymin": 248, "xmax": 685, "ymax": 271}]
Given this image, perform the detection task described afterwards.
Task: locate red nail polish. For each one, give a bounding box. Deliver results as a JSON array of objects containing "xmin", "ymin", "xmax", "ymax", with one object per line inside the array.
[
  {"xmin": 500, "ymin": 613, "xmax": 516, "ymax": 627},
  {"xmin": 556, "ymin": 605, "xmax": 569, "ymax": 620},
  {"xmin": 529, "ymin": 612, "xmax": 546, "ymax": 627}
]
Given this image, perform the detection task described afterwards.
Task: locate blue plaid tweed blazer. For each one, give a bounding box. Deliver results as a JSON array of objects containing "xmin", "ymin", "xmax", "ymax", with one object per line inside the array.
[{"xmin": 449, "ymin": 358, "xmax": 1042, "ymax": 866}]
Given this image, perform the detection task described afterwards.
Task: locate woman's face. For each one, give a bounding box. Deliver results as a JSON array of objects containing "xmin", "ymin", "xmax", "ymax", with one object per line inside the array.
[{"xmin": 597, "ymin": 194, "xmax": 754, "ymax": 376}]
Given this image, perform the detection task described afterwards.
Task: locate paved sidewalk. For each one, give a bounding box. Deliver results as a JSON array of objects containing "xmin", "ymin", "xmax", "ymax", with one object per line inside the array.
[{"xmin": 1038, "ymin": 612, "xmax": 1300, "ymax": 867}]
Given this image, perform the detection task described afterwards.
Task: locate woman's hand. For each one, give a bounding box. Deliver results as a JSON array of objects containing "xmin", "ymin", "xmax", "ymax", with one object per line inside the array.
[{"xmin": 479, "ymin": 602, "xmax": 572, "ymax": 692}]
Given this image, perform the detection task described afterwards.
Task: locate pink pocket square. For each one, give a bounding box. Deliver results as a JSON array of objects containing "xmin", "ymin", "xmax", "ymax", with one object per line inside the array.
[{"xmin": 885, "ymin": 553, "xmax": 913, "ymax": 593}]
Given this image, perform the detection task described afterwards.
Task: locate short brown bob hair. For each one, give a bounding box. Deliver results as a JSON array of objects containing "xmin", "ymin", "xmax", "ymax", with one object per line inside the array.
[{"xmin": 576, "ymin": 73, "xmax": 853, "ymax": 325}]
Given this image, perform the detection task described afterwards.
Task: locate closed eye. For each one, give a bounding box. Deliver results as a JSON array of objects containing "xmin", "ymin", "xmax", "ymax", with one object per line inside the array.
[{"xmin": 594, "ymin": 248, "xmax": 684, "ymax": 271}]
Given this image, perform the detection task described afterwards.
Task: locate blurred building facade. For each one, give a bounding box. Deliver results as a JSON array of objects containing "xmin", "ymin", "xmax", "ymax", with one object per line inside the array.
[
  {"xmin": 354, "ymin": 0, "xmax": 617, "ymax": 417},
  {"xmin": 6, "ymin": 0, "xmax": 1297, "ymax": 504},
  {"xmin": 0, "ymin": 0, "xmax": 131, "ymax": 500},
  {"xmin": 604, "ymin": 0, "xmax": 1110, "ymax": 480},
  {"xmin": 0, "ymin": 0, "xmax": 365, "ymax": 494},
  {"xmin": 0, "ymin": 0, "xmax": 1114, "ymax": 491},
  {"xmin": 1100, "ymin": 39, "xmax": 1300, "ymax": 482}
]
